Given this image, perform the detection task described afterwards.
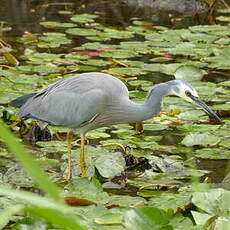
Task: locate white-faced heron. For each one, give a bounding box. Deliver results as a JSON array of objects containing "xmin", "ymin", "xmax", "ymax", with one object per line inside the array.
[{"xmin": 9, "ymin": 72, "xmax": 222, "ymax": 179}]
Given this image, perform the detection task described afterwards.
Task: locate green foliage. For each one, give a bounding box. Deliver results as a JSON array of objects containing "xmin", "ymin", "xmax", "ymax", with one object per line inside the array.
[
  {"xmin": 0, "ymin": 187, "xmax": 86, "ymax": 230},
  {"xmin": 181, "ymin": 133, "xmax": 221, "ymax": 147},
  {"xmin": 0, "ymin": 5, "xmax": 230, "ymax": 229},
  {"xmin": 0, "ymin": 122, "xmax": 61, "ymax": 201},
  {"xmin": 191, "ymin": 189, "xmax": 230, "ymax": 230},
  {"xmin": 124, "ymin": 207, "xmax": 173, "ymax": 230}
]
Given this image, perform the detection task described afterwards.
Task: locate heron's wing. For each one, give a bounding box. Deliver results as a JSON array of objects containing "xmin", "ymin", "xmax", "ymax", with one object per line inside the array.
[
  {"xmin": 9, "ymin": 92, "xmax": 38, "ymax": 108},
  {"xmin": 16, "ymin": 73, "xmax": 129, "ymax": 128},
  {"xmin": 17, "ymin": 87, "xmax": 107, "ymax": 128}
]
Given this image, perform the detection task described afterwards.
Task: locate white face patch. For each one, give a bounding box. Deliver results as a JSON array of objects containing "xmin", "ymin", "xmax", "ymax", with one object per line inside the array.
[{"xmin": 170, "ymin": 81, "xmax": 199, "ymax": 104}]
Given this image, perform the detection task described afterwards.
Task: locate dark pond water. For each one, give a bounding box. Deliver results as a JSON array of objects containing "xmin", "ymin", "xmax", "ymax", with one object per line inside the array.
[{"xmin": 0, "ymin": 0, "xmax": 210, "ymax": 35}]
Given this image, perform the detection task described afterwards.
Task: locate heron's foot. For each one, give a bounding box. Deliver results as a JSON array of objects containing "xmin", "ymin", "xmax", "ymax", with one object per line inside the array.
[{"xmin": 100, "ymin": 142, "xmax": 127, "ymax": 153}]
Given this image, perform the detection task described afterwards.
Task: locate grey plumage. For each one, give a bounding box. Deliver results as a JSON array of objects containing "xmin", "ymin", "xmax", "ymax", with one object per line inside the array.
[
  {"xmin": 11, "ymin": 72, "xmax": 222, "ymax": 133},
  {"xmin": 9, "ymin": 92, "xmax": 37, "ymax": 108},
  {"xmin": 10, "ymin": 72, "xmax": 222, "ymax": 178}
]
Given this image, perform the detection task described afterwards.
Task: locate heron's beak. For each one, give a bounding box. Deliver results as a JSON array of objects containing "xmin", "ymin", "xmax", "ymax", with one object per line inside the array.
[{"xmin": 190, "ymin": 96, "xmax": 223, "ymax": 124}]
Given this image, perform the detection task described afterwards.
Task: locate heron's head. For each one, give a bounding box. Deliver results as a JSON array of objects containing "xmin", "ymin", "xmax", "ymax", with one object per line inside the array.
[
  {"xmin": 168, "ymin": 80, "xmax": 199, "ymax": 104},
  {"xmin": 167, "ymin": 80, "xmax": 222, "ymax": 123}
]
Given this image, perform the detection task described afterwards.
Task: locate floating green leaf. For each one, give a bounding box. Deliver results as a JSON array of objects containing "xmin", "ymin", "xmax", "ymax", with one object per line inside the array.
[
  {"xmin": 95, "ymin": 151, "xmax": 126, "ymax": 178},
  {"xmin": 108, "ymin": 67, "xmax": 147, "ymax": 76},
  {"xmin": 65, "ymin": 178, "xmax": 110, "ymax": 204},
  {"xmin": 70, "ymin": 14, "xmax": 98, "ymax": 24},
  {"xmin": 38, "ymin": 32, "xmax": 72, "ymax": 48},
  {"xmin": 0, "ymin": 122, "xmax": 61, "ymax": 201},
  {"xmin": 148, "ymin": 192, "xmax": 191, "ymax": 213},
  {"xmin": 0, "ymin": 186, "xmax": 86, "ymax": 230},
  {"xmin": 195, "ymin": 148, "xmax": 230, "ymax": 159},
  {"xmin": 124, "ymin": 207, "xmax": 172, "ymax": 230},
  {"xmin": 174, "ymin": 65, "xmax": 204, "ymax": 82},
  {"xmin": 100, "ymin": 50, "xmax": 138, "ymax": 59},
  {"xmin": 181, "ymin": 133, "xmax": 221, "ymax": 147},
  {"xmin": 104, "ymin": 29, "xmax": 134, "ymax": 39},
  {"xmin": 40, "ymin": 21, "xmax": 76, "ymax": 28},
  {"xmin": 192, "ymin": 188, "xmax": 230, "ymax": 229},
  {"xmin": 203, "ymin": 47, "xmax": 230, "ymax": 69},
  {"xmin": 66, "ymin": 28, "xmax": 100, "ymax": 36}
]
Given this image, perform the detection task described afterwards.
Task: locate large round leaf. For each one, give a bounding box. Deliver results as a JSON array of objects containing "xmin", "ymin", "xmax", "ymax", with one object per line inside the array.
[
  {"xmin": 181, "ymin": 133, "xmax": 221, "ymax": 147},
  {"xmin": 95, "ymin": 152, "xmax": 125, "ymax": 178},
  {"xmin": 123, "ymin": 207, "xmax": 172, "ymax": 230}
]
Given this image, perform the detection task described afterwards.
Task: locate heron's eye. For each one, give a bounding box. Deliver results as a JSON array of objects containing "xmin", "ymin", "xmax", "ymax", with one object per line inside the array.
[{"xmin": 185, "ymin": 91, "xmax": 192, "ymax": 97}]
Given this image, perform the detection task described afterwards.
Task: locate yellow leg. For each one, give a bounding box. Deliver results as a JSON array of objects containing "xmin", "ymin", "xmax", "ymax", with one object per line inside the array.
[
  {"xmin": 80, "ymin": 134, "xmax": 88, "ymax": 177},
  {"xmin": 66, "ymin": 130, "xmax": 73, "ymax": 181}
]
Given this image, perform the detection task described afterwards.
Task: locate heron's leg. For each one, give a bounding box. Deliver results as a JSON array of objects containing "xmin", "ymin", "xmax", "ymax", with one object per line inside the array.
[
  {"xmin": 66, "ymin": 130, "xmax": 73, "ymax": 181},
  {"xmin": 80, "ymin": 134, "xmax": 88, "ymax": 177}
]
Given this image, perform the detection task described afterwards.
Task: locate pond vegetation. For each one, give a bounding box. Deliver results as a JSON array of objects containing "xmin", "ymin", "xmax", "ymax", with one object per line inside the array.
[{"xmin": 0, "ymin": 0, "xmax": 230, "ymax": 229}]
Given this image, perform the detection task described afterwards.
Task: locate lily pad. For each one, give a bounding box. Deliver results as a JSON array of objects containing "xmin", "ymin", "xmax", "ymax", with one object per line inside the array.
[
  {"xmin": 148, "ymin": 192, "xmax": 191, "ymax": 213},
  {"xmin": 94, "ymin": 213, "xmax": 123, "ymax": 225},
  {"xmin": 27, "ymin": 52, "xmax": 61, "ymax": 63},
  {"xmin": 189, "ymin": 25, "xmax": 230, "ymax": 35},
  {"xmin": 181, "ymin": 32, "xmax": 217, "ymax": 44},
  {"xmin": 65, "ymin": 178, "xmax": 110, "ymax": 204},
  {"xmin": 143, "ymin": 123, "xmax": 168, "ymax": 131},
  {"xmin": 108, "ymin": 195, "xmax": 146, "ymax": 207},
  {"xmin": 119, "ymin": 41, "xmax": 149, "ymax": 51},
  {"xmin": 203, "ymin": 47, "xmax": 230, "ymax": 69},
  {"xmin": 70, "ymin": 14, "xmax": 98, "ymax": 24},
  {"xmin": 66, "ymin": 28, "xmax": 100, "ymax": 36},
  {"xmin": 174, "ymin": 65, "xmax": 204, "ymax": 82},
  {"xmin": 95, "ymin": 151, "xmax": 125, "ymax": 178},
  {"xmin": 100, "ymin": 50, "xmax": 138, "ymax": 59},
  {"xmin": 181, "ymin": 133, "xmax": 221, "ymax": 147},
  {"xmin": 107, "ymin": 67, "xmax": 147, "ymax": 76},
  {"xmin": 142, "ymin": 63, "xmax": 183, "ymax": 75},
  {"xmin": 192, "ymin": 188, "xmax": 230, "ymax": 218},
  {"xmin": 176, "ymin": 124, "xmax": 220, "ymax": 132},
  {"xmin": 82, "ymin": 42, "xmax": 118, "ymax": 49},
  {"xmin": 123, "ymin": 207, "xmax": 172, "ymax": 230},
  {"xmin": 82, "ymin": 59, "xmax": 109, "ymax": 67},
  {"xmin": 38, "ymin": 32, "xmax": 72, "ymax": 48},
  {"xmin": 40, "ymin": 21, "xmax": 76, "ymax": 28},
  {"xmin": 195, "ymin": 148, "xmax": 230, "ymax": 160},
  {"xmin": 104, "ymin": 29, "xmax": 134, "ymax": 39}
]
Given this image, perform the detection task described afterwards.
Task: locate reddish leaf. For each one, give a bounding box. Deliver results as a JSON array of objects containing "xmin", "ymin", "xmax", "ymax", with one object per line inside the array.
[
  {"xmin": 64, "ymin": 196, "xmax": 95, "ymax": 206},
  {"xmin": 162, "ymin": 53, "xmax": 174, "ymax": 58},
  {"xmin": 76, "ymin": 51, "xmax": 100, "ymax": 56}
]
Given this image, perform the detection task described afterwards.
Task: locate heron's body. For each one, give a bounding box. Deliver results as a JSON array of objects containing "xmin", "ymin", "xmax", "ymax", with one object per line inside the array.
[
  {"xmin": 15, "ymin": 72, "xmax": 164, "ymax": 133},
  {"xmin": 10, "ymin": 72, "xmax": 222, "ymax": 179}
]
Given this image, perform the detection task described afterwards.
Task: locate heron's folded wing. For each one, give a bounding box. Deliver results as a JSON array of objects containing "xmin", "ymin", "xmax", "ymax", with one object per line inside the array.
[{"xmin": 17, "ymin": 88, "xmax": 106, "ymax": 128}]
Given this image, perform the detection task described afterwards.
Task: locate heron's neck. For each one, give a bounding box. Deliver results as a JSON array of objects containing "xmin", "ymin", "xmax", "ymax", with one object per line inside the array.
[
  {"xmin": 118, "ymin": 83, "xmax": 170, "ymax": 123},
  {"xmin": 142, "ymin": 83, "xmax": 170, "ymax": 119},
  {"xmin": 95, "ymin": 83, "xmax": 171, "ymax": 126}
]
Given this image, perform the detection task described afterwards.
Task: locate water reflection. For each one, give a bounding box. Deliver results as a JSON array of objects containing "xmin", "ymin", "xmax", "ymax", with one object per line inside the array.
[
  {"xmin": 0, "ymin": 0, "xmax": 39, "ymax": 33},
  {"xmin": 0, "ymin": 0, "xmax": 210, "ymax": 35}
]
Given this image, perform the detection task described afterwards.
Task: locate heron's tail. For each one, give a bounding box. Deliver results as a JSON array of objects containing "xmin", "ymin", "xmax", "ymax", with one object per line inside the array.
[{"xmin": 9, "ymin": 92, "xmax": 37, "ymax": 108}]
